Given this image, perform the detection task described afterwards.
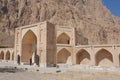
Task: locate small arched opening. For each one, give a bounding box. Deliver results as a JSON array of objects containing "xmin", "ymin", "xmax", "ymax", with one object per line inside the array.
[
  {"xmin": 0, "ymin": 51, "xmax": 4, "ymax": 60},
  {"xmin": 57, "ymin": 33, "xmax": 70, "ymax": 44},
  {"xmin": 6, "ymin": 51, "xmax": 10, "ymax": 60}
]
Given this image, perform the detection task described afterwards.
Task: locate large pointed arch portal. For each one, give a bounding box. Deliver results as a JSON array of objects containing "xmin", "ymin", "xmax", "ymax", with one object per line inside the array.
[{"xmin": 21, "ymin": 30, "xmax": 37, "ymax": 65}]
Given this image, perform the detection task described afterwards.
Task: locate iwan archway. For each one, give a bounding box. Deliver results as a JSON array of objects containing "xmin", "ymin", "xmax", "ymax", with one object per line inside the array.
[
  {"xmin": 57, "ymin": 48, "xmax": 71, "ymax": 64},
  {"xmin": 21, "ymin": 30, "xmax": 37, "ymax": 65},
  {"xmin": 95, "ymin": 49, "xmax": 113, "ymax": 67},
  {"xmin": 76, "ymin": 49, "xmax": 91, "ymax": 65}
]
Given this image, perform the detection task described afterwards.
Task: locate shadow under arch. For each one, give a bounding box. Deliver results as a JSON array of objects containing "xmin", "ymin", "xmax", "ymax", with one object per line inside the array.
[
  {"xmin": 21, "ymin": 30, "xmax": 37, "ymax": 65},
  {"xmin": 57, "ymin": 33, "xmax": 70, "ymax": 44},
  {"xmin": 6, "ymin": 51, "xmax": 10, "ymax": 60},
  {"xmin": 57, "ymin": 48, "xmax": 71, "ymax": 64},
  {"xmin": 95, "ymin": 49, "xmax": 113, "ymax": 66},
  {"xmin": 76, "ymin": 49, "xmax": 91, "ymax": 65},
  {"xmin": 0, "ymin": 51, "xmax": 4, "ymax": 60}
]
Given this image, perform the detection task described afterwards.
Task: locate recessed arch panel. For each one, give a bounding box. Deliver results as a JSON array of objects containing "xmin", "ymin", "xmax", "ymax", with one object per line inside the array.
[
  {"xmin": 95, "ymin": 49, "xmax": 113, "ymax": 66},
  {"xmin": 6, "ymin": 51, "xmax": 10, "ymax": 60},
  {"xmin": 0, "ymin": 51, "xmax": 4, "ymax": 60},
  {"xmin": 76, "ymin": 49, "xmax": 91, "ymax": 65},
  {"xmin": 57, "ymin": 48, "xmax": 71, "ymax": 64},
  {"xmin": 57, "ymin": 33, "xmax": 70, "ymax": 44}
]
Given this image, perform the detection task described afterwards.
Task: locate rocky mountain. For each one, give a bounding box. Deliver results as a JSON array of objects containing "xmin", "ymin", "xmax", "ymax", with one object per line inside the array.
[{"xmin": 0, "ymin": 0, "xmax": 120, "ymax": 47}]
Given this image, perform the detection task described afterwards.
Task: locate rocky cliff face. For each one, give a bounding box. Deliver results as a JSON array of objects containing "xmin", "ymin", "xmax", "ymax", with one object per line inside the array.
[{"xmin": 0, "ymin": 0, "xmax": 120, "ymax": 47}]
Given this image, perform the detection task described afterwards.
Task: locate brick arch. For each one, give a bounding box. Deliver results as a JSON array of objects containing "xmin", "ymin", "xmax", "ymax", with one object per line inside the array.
[
  {"xmin": 57, "ymin": 33, "xmax": 70, "ymax": 44},
  {"xmin": 0, "ymin": 51, "xmax": 4, "ymax": 60},
  {"xmin": 76, "ymin": 49, "xmax": 91, "ymax": 65},
  {"xmin": 57, "ymin": 48, "xmax": 71, "ymax": 64},
  {"xmin": 95, "ymin": 49, "xmax": 113, "ymax": 67},
  {"xmin": 6, "ymin": 51, "xmax": 10, "ymax": 60}
]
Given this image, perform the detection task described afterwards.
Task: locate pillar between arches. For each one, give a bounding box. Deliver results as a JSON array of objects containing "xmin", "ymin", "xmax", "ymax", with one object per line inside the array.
[
  {"xmin": 112, "ymin": 46, "xmax": 119, "ymax": 67},
  {"xmin": 4, "ymin": 51, "xmax": 6, "ymax": 60},
  {"xmin": 90, "ymin": 46, "xmax": 95, "ymax": 66}
]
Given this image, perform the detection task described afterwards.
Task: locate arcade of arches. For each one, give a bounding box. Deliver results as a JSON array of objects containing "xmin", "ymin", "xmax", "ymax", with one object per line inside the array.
[
  {"xmin": 0, "ymin": 50, "xmax": 14, "ymax": 61},
  {"xmin": 1, "ymin": 21, "xmax": 120, "ymax": 67}
]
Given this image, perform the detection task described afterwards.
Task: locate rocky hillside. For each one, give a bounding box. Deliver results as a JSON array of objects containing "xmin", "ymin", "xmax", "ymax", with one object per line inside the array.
[{"xmin": 0, "ymin": 0, "xmax": 120, "ymax": 47}]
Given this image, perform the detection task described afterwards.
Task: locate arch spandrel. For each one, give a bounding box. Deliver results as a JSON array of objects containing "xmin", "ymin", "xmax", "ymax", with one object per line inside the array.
[
  {"xmin": 75, "ymin": 48, "xmax": 91, "ymax": 55},
  {"xmin": 57, "ymin": 32, "xmax": 70, "ymax": 38},
  {"xmin": 57, "ymin": 47, "xmax": 72, "ymax": 54},
  {"xmin": 94, "ymin": 48, "xmax": 113, "ymax": 56},
  {"xmin": 0, "ymin": 49, "xmax": 5, "ymax": 54}
]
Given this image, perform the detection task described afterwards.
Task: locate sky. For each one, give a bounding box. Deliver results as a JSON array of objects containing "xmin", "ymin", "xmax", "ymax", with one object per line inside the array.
[{"xmin": 102, "ymin": 0, "xmax": 120, "ymax": 17}]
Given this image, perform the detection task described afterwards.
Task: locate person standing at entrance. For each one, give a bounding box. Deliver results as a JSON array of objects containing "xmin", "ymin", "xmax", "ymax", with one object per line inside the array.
[{"xmin": 30, "ymin": 58, "xmax": 32, "ymax": 65}]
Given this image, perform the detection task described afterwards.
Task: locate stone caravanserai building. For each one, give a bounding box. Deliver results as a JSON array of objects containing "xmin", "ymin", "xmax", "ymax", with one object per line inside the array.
[{"xmin": 0, "ymin": 21, "xmax": 120, "ymax": 67}]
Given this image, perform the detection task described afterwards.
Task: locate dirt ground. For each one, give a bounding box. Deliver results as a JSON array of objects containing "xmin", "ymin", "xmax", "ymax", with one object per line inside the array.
[
  {"xmin": 0, "ymin": 70, "xmax": 120, "ymax": 80},
  {"xmin": 0, "ymin": 62, "xmax": 120, "ymax": 80}
]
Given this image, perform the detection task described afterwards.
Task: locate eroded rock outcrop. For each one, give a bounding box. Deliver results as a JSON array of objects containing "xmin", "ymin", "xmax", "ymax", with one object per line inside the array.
[{"xmin": 0, "ymin": 0, "xmax": 120, "ymax": 46}]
